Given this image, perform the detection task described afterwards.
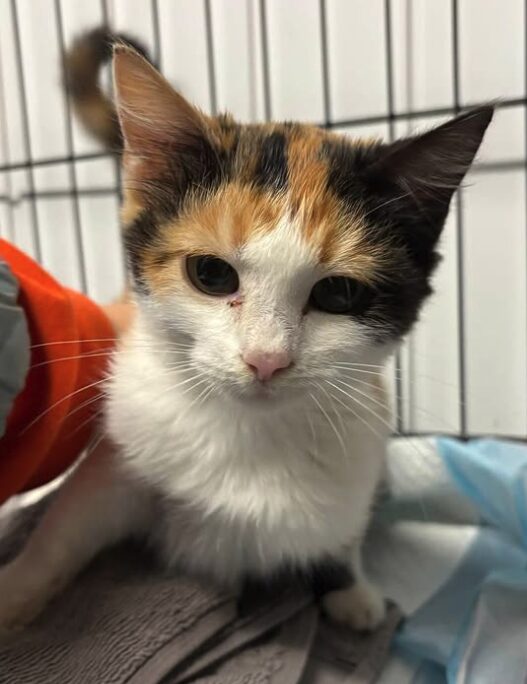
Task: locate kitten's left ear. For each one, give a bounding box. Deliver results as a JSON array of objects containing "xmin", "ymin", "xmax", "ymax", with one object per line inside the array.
[
  {"xmin": 112, "ymin": 43, "xmax": 210, "ymax": 158},
  {"xmin": 367, "ymin": 105, "xmax": 494, "ymax": 224},
  {"xmin": 112, "ymin": 43, "xmax": 220, "ymax": 215}
]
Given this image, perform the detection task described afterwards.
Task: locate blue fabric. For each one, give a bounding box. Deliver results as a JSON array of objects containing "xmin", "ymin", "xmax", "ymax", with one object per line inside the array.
[
  {"xmin": 411, "ymin": 661, "xmax": 445, "ymax": 684},
  {"xmin": 379, "ymin": 438, "xmax": 527, "ymax": 684},
  {"xmin": 447, "ymin": 569, "xmax": 527, "ymax": 684},
  {"xmin": 439, "ymin": 438, "xmax": 527, "ymax": 545},
  {"xmin": 395, "ymin": 528, "xmax": 526, "ymax": 666}
]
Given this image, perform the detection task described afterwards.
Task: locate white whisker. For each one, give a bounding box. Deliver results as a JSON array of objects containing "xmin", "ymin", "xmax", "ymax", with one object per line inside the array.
[
  {"xmin": 29, "ymin": 347, "xmax": 192, "ymax": 371},
  {"xmin": 30, "ymin": 338, "xmax": 117, "ymax": 349},
  {"xmin": 325, "ymin": 380, "xmax": 393, "ymax": 433},
  {"xmin": 21, "ymin": 375, "xmax": 109, "ymax": 434},
  {"xmin": 30, "ymin": 349, "xmax": 115, "ymax": 370},
  {"xmin": 361, "ymin": 191, "xmax": 414, "ymax": 221},
  {"xmin": 315, "ymin": 381, "xmax": 348, "ymax": 439},
  {"xmin": 335, "ymin": 372, "xmax": 463, "ymax": 428},
  {"xmin": 309, "ymin": 389, "xmax": 348, "ymax": 458},
  {"xmin": 332, "ymin": 377, "xmax": 390, "ymax": 415},
  {"xmin": 323, "ymin": 386, "xmax": 386, "ymax": 440},
  {"xmin": 325, "ymin": 380, "xmax": 437, "ymax": 521}
]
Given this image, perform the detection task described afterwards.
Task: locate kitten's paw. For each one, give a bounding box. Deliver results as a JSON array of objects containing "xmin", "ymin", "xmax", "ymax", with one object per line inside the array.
[
  {"xmin": 0, "ymin": 563, "xmax": 55, "ymax": 636},
  {"xmin": 322, "ymin": 581, "xmax": 386, "ymax": 631}
]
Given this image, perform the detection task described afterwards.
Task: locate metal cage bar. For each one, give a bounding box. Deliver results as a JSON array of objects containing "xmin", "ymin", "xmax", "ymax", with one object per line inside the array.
[
  {"xmin": 9, "ymin": 0, "xmax": 42, "ymax": 261},
  {"xmin": 452, "ymin": 0, "xmax": 468, "ymax": 437},
  {"xmin": 204, "ymin": 0, "xmax": 218, "ymax": 116},
  {"xmin": 259, "ymin": 0, "xmax": 272, "ymax": 122},
  {"xmin": 2, "ymin": 97, "xmax": 526, "ymax": 176},
  {"xmin": 0, "ymin": 0, "xmax": 525, "ymax": 440},
  {"xmin": 54, "ymin": 0, "xmax": 88, "ymax": 293},
  {"xmin": 383, "ymin": 0, "xmax": 404, "ymax": 433}
]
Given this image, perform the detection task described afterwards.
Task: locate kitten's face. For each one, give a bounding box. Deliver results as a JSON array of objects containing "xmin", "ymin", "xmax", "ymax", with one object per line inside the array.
[
  {"xmin": 136, "ymin": 181, "xmax": 389, "ymax": 400},
  {"xmin": 113, "ymin": 47, "xmax": 492, "ymax": 402}
]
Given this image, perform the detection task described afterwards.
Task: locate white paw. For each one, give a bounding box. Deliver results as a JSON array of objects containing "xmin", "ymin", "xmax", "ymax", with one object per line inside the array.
[{"xmin": 322, "ymin": 581, "xmax": 386, "ymax": 631}]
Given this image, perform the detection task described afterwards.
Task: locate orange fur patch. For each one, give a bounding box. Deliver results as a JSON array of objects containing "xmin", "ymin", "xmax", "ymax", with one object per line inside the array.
[
  {"xmin": 129, "ymin": 120, "xmax": 390, "ymax": 291},
  {"xmin": 141, "ymin": 188, "xmax": 386, "ymax": 293},
  {"xmin": 141, "ymin": 184, "xmax": 285, "ymax": 291},
  {"xmin": 285, "ymin": 127, "xmax": 386, "ymax": 283},
  {"xmin": 121, "ymin": 189, "xmax": 144, "ymax": 225}
]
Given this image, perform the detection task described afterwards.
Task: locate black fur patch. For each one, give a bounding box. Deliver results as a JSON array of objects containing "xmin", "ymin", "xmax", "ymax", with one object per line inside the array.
[
  {"xmin": 166, "ymin": 135, "xmax": 225, "ymax": 203},
  {"xmin": 252, "ymin": 132, "xmax": 288, "ymax": 191},
  {"xmin": 307, "ymin": 557, "xmax": 354, "ymax": 598},
  {"xmin": 124, "ymin": 210, "xmax": 160, "ymax": 292},
  {"xmin": 321, "ymin": 139, "xmax": 436, "ymax": 340},
  {"xmin": 321, "ymin": 135, "xmax": 458, "ymax": 341},
  {"xmin": 124, "ymin": 131, "xmax": 227, "ymax": 288},
  {"xmin": 323, "ymin": 107, "xmax": 492, "ymax": 341},
  {"xmin": 240, "ymin": 556, "xmax": 352, "ymax": 607}
]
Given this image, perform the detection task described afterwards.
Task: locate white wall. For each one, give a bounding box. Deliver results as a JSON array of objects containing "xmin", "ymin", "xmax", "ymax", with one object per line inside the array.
[{"xmin": 0, "ymin": 0, "xmax": 525, "ymax": 438}]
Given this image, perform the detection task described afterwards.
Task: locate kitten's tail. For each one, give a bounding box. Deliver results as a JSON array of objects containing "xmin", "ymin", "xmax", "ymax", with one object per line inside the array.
[{"xmin": 63, "ymin": 27, "xmax": 152, "ymax": 150}]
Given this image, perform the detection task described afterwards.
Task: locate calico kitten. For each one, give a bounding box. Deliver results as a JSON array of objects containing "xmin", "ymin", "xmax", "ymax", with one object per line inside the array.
[{"xmin": 0, "ymin": 40, "xmax": 492, "ymax": 634}]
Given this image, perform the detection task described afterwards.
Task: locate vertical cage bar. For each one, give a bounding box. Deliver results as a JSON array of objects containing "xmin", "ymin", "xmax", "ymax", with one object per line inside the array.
[
  {"xmin": 384, "ymin": 0, "xmax": 396, "ymax": 140},
  {"xmin": 54, "ymin": 0, "xmax": 88, "ymax": 293},
  {"xmin": 100, "ymin": 0, "xmax": 127, "ymax": 305},
  {"xmin": 259, "ymin": 0, "xmax": 272, "ymax": 121},
  {"xmin": 204, "ymin": 0, "xmax": 218, "ymax": 115},
  {"xmin": 0, "ymin": 48, "xmax": 16, "ymax": 242},
  {"xmin": 384, "ymin": 0, "xmax": 404, "ymax": 433},
  {"xmin": 100, "ymin": 0, "xmax": 110, "ymax": 25},
  {"xmin": 10, "ymin": 0, "xmax": 42, "ymax": 261},
  {"xmin": 525, "ymin": 0, "xmax": 527, "ymax": 438},
  {"xmin": 451, "ymin": 0, "xmax": 467, "ymax": 437},
  {"xmin": 404, "ymin": 0, "xmax": 417, "ymax": 431},
  {"xmin": 100, "ymin": 0, "xmax": 123, "ymax": 208},
  {"xmin": 319, "ymin": 0, "xmax": 331, "ymax": 127},
  {"xmin": 151, "ymin": 0, "xmax": 162, "ymax": 70}
]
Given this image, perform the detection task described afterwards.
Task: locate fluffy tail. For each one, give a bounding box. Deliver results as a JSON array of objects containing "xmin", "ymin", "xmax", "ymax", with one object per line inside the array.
[{"xmin": 63, "ymin": 27, "xmax": 152, "ymax": 150}]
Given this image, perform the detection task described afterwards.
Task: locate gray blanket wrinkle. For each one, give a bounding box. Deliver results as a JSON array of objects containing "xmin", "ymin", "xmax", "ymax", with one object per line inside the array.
[{"xmin": 0, "ymin": 501, "xmax": 400, "ymax": 684}]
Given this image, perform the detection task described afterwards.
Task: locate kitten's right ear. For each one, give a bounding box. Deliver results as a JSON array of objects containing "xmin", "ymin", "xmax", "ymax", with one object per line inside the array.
[
  {"xmin": 366, "ymin": 106, "xmax": 493, "ymax": 222},
  {"xmin": 113, "ymin": 44, "xmax": 208, "ymax": 158}
]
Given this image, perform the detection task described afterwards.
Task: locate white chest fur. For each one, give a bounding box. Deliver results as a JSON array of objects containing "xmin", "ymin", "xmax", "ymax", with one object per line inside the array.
[{"xmin": 105, "ymin": 326, "xmax": 387, "ymax": 585}]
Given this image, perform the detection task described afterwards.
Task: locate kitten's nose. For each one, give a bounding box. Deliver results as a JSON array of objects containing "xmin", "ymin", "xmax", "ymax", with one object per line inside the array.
[{"xmin": 243, "ymin": 350, "xmax": 292, "ymax": 382}]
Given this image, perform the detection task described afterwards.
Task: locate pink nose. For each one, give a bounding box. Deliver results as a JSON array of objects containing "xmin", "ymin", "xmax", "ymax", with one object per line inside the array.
[{"xmin": 243, "ymin": 350, "xmax": 292, "ymax": 382}]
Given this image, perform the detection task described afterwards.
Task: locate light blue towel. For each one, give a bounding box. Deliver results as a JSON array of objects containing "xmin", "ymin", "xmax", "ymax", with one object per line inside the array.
[{"xmin": 369, "ymin": 437, "xmax": 527, "ymax": 684}]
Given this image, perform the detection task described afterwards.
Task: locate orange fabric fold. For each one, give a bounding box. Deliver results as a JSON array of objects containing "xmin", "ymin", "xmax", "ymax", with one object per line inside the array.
[{"xmin": 0, "ymin": 239, "xmax": 116, "ymax": 504}]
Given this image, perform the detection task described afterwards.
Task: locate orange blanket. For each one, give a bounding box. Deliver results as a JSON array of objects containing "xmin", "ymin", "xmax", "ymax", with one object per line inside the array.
[{"xmin": 0, "ymin": 240, "xmax": 115, "ymax": 504}]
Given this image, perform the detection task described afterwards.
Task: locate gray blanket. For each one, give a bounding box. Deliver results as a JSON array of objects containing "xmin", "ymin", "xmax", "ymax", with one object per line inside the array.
[
  {"xmin": 0, "ymin": 501, "xmax": 400, "ymax": 684},
  {"xmin": 0, "ymin": 257, "xmax": 29, "ymax": 439}
]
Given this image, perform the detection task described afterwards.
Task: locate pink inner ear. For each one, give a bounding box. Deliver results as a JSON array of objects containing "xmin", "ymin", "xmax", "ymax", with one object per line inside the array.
[{"xmin": 113, "ymin": 46, "xmax": 207, "ymax": 157}]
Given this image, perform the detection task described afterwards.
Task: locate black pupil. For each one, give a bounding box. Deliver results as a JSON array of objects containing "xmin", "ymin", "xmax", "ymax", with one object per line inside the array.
[
  {"xmin": 189, "ymin": 256, "xmax": 239, "ymax": 295},
  {"xmin": 310, "ymin": 276, "xmax": 370, "ymax": 315}
]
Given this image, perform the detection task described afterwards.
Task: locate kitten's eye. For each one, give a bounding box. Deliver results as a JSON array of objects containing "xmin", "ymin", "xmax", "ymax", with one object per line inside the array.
[
  {"xmin": 310, "ymin": 276, "xmax": 372, "ymax": 315},
  {"xmin": 186, "ymin": 255, "xmax": 239, "ymax": 296}
]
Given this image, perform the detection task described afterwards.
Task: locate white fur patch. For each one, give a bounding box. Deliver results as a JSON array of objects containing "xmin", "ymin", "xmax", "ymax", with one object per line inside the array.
[{"xmin": 104, "ymin": 207, "xmax": 392, "ymax": 584}]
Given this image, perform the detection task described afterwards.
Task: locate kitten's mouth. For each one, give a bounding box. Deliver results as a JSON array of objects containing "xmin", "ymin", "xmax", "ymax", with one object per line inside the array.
[
  {"xmin": 244, "ymin": 379, "xmax": 276, "ymax": 398},
  {"xmin": 235, "ymin": 375, "xmax": 301, "ymax": 404}
]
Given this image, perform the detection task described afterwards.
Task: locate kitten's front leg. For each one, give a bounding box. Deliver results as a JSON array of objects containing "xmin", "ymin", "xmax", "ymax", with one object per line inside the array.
[
  {"xmin": 0, "ymin": 439, "xmax": 152, "ymax": 634},
  {"xmin": 322, "ymin": 542, "xmax": 385, "ymax": 631}
]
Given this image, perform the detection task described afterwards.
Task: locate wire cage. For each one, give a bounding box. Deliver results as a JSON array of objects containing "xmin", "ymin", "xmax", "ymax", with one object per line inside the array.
[{"xmin": 0, "ymin": 0, "xmax": 525, "ymax": 440}]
